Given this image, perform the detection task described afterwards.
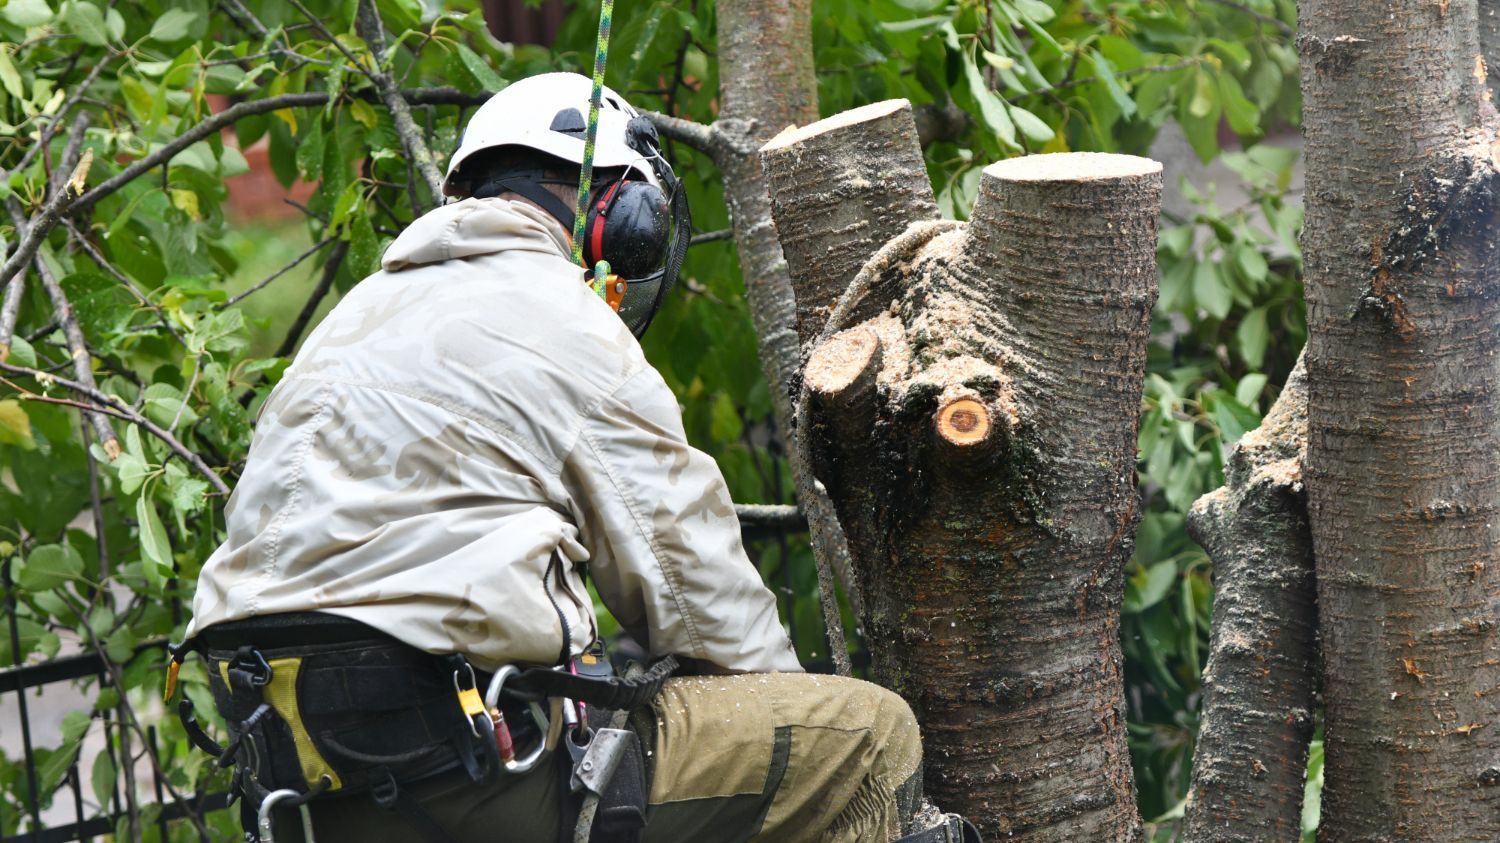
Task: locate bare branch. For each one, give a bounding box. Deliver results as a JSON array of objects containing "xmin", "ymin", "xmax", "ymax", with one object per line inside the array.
[
  {"xmin": 643, "ymin": 111, "xmax": 721, "ymax": 159},
  {"xmin": 225, "ymin": 236, "xmax": 336, "ymax": 306},
  {"xmin": 689, "ymin": 228, "xmax": 733, "ymax": 246},
  {"xmin": 286, "ymin": 0, "xmax": 381, "ymax": 85},
  {"xmin": 354, "ymin": 0, "xmax": 446, "ymax": 204},
  {"xmin": 1, "ymin": 364, "xmax": 230, "ymax": 496},
  {"xmin": 0, "ymin": 247, "xmax": 24, "ymax": 361},
  {"xmin": 6, "ymin": 54, "xmax": 114, "ymax": 181},
  {"xmin": 6, "ymin": 57, "xmax": 112, "ymax": 180},
  {"xmin": 733, "ymin": 503, "xmax": 805, "ymax": 529},
  {"xmin": 2, "ymin": 116, "xmax": 118, "ymax": 456},
  {"xmin": 0, "ymin": 113, "xmax": 92, "ymax": 293},
  {"xmin": 1206, "ymin": 0, "xmax": 1295, "ymax": 35},
  {"xmin": 275, "ymin": 239, "xmax": 348, "ymax": 359},
  {"xmin": 220, "ymin": 0, "xmax": 269, "ymax": 37},
  {"xmin": 34, "ymin": 249, "xmax": 119, "ymax": 458},
  {"xmin": 72, "ymin": 92, "xmax": 328, "ymax": 215},
  {"xmin": 62, "ymin": 219, "xmax": 187, "ymax": 345},
  {"xmin": 1007, "ymin": 59, "xmax": 1202, "ymax": 104}
]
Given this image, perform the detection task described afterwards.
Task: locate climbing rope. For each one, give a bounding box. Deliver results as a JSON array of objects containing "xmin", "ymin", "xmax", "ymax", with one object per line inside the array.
[{"xmin": 573, "ymin": 0, "xmax": 615, "ymax": 295}]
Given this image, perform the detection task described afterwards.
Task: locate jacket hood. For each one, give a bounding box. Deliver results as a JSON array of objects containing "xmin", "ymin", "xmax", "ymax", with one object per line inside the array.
[{"xmin": 381, "ymin": 197, "xmax": 574, "ymax": 272}]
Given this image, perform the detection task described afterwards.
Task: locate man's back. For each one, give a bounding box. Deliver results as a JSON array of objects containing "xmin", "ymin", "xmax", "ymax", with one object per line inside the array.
[{"xmin": 189, "ymin": 197, "xmax": 798, "ymax": 674}]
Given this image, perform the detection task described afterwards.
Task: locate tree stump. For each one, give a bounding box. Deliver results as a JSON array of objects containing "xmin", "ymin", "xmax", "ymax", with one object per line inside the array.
[{"xmin": 763, "ymin": 102, "xmax": 1160, "ymax": 840}]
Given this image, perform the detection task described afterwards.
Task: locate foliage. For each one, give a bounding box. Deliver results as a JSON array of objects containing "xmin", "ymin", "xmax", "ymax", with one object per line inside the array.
[{"xmin": 0, "ymin": 0, "xmax": 1305, "ymax": 837}]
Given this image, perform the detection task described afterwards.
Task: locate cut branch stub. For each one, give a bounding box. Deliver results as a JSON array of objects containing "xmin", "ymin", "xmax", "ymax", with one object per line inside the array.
[
  {"xmin": 775, "ymin": 140, "xmax": 1161, "ymax": 839},
  {"xmin": 805, "ymin": 325, "xmax": 881, "ymax": 401},
  {"xmin": 934, "ymin": 396, "xmax": 990, "ymax": 446},
  {"xmin": 761, "ymin": 99, "xmax": 939, "ymax": 351}
]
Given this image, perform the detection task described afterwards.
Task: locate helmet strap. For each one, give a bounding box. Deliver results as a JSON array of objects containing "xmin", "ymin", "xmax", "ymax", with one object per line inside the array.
[{"xmin": 479, "ymin": 170, "xmax": 579, "ymax": 235}]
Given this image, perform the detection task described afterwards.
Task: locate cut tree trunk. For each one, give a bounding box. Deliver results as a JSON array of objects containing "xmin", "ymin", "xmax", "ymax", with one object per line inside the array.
[
  {"xmin": 764, "ymin": 103, "xmax": 1159, "ymax": 841},
  {"xmin": 1181, "ymin": 354, "xmax": 1317, "ymax": 842},
  {"xmin": 1299, "ymin": 0, "xmax": 1500, "ymax": 838},
  {"xmin": 712, "ymin": 0, "xmax": 865, "ymax": 638}
]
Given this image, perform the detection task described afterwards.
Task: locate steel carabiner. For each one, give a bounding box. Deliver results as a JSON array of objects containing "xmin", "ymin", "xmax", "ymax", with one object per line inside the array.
[{"xmin": 257, "ymin": 788, "xmax": 314, "ymax": 843}]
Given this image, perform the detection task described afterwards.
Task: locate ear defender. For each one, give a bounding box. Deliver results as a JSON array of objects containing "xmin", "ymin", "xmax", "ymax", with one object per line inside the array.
[{"xmin": 582, "ymin": 178, "xmax": 671, "ymax": 280}]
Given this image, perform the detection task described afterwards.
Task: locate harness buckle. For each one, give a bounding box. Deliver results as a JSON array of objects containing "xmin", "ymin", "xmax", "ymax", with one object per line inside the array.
[{"xmin": 452, "ymin": 664, "xmax": 487, "ymax": 738}]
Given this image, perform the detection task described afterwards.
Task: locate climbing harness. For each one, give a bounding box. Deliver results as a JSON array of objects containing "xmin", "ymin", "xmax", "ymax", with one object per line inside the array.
[{"xmin": 166, "ymin": 612, "xmax": 673, "ymax": 843}]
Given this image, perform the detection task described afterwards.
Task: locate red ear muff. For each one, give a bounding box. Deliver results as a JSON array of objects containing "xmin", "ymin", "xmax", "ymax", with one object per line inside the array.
[
  {"xmin": 582, "ymin": 179, "xmax": 670, "ymax": 279},
  {"xmin": 585, "ymin": 180, "xmax": 624, "ymax": 269}
]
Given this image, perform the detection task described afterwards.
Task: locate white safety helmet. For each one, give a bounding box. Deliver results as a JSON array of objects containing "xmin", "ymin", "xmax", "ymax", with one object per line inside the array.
[
  {"xmin": 444, "ymin": 72, "xmax": 662, "ymax": 195},
  {"xmin": 444, "ymin": 72, "xmax": 691, "ymax": 339}
]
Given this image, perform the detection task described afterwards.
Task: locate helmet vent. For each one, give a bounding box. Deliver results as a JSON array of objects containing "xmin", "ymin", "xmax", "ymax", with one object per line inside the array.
[{"xmin": 549, "ymin": 107, "xmax": 586, "ymax": 135}]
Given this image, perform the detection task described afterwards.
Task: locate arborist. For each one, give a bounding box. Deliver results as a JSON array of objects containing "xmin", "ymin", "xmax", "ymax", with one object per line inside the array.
[{"xmin": 169, "ymin": 72, "xmax": 981, "ymax": 843}]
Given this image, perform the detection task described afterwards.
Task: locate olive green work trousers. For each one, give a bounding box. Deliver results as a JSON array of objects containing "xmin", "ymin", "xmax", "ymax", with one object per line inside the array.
[{"xmin": 303, "ymin": 673, "xmax": 924, "ymax": 843}]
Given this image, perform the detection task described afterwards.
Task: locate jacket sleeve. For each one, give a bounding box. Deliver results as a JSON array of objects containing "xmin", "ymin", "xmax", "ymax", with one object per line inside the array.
[{"xmin": 562, "ymin": 366, "xmax": 802, "ymax": 674}]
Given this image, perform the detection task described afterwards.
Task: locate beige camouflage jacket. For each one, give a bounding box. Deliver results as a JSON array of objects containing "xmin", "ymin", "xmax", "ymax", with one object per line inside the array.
[{"xmin": 188, "ymin": 198, "xmax": 801, "ymax": 674}]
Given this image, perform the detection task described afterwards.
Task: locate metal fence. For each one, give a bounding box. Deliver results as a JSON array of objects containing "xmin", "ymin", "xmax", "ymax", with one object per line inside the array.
[{"xmin": 1, "ymin": 507, "xmax": 846, "ymax": 842}]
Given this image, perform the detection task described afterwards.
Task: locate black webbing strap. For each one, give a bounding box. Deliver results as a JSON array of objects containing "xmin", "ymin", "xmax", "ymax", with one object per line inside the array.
[{"xmin": 502, "ymin": 655, "xmax": 678, "ymax": 709}]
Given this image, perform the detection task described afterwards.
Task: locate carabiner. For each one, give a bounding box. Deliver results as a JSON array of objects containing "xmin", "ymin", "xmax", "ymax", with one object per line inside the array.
[
  {"xmin": 257, "ymin": 789, "xmax": 314, "ymax": 843},
  {"xmin": 484, "ymin": 665, "xmax": 550, "ymax": 774}
]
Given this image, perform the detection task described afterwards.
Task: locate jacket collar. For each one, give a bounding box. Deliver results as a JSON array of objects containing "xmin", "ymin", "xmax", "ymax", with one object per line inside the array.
[{"xmin": 381, "ymin": 197, "xmax": 574, "ymax": 272}]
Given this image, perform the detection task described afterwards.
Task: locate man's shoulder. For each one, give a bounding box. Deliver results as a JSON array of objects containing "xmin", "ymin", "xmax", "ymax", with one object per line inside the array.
[{"xmin": 289, "ymin": 250, "xmax": 651, "ymax": 427}]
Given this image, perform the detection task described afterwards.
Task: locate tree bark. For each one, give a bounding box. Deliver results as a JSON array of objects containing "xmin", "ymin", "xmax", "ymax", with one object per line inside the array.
[
  {"xmin": 762, "ymin": 100, "xmax": 940, "ymax": 350},
  {"xmin": 1299, "ymin": 0, "xmax": 1500, "ymax": 838},
  {"xmin": 714, "ymin": 0, "xmax": 865, "ymax": 630},
  {"xmin": 1182, "ymin": 355, "xmax": 1317, "ymax": 842},
  {"xmin": 1482, "ymin": 0, "xmax": 1500, "ymax": 104},
  {"xmin": 770, "ymin": 103, "xmax": 1159, "ymax": 838}
]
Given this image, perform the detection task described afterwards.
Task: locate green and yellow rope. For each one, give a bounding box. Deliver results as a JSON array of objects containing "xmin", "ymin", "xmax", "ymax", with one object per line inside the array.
[{"xmin": 574, "ymin": 0, "xmax": 615, "ymax": 295}]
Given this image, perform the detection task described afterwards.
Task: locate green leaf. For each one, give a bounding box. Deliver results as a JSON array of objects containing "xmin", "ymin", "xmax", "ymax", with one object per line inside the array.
[
  {"xmin": 0, "ymin": 48, "xmax": 24, "ymax": 100},
  {"xmin": 957, "ymin": 44, "xmax": 1016, "ymax": 148},
  {"xmin": 104, "ymin": 624, "xmax": 136, "ymax": 663},
  {"xmin": 1218, "ymin": 72, "xmax": 1262, "ymax": 136},
  {"xmin": 137, "ymin": 496, "xmax": 172, "ymax": 590},
  {"xmin": 349, "ymin": 213, "xmax": 380, "ymax": 278},
  {"xmin": 62, "ymin": 0, "xmax": 109, "ymax": 46},
  {"xmin": 7, "ymin": 335, "xmax": 37, "ymax": 369},
  {"xmin": 1089, "ymin": 53, "xmax": 1137, "ymax": 119},
  {"xmin": 91, "ymin": 750, "xmax": 116, "ymax": 808},
  {"xmin": 1008, "ymin": 103, "xmax": 1055, "ymax": 144},
  {"xmin": 1236, "ymin": 306, "xmax": 1270, "ymax": 368},
  {"xmin": 1, "ymin": 0, "xmax": 54, "ymax": 27},
  {"xmin": 1236, "ymin": 373, "xmax": 1269, "ymax": 406},
  {"xmin": 1193, "ymin": 260, "xmax": 1231, "ymax": 319},
  {"xmin": 0, "ymin": 398, "xmax": 35, "ymax": 450},
  {"xmin": 1124, "ymin": 560, "xmax": 1177, "ymax": 614},
  {"xmin": 1159, "ymin": 226, "xmax": 1193, "ymax": 258},
  {"xmin": 19, "ymin": 543, "xmax": 84, "ymax": 592},
  {"xmin": 1188, "ymin": 68, "xmax": 1216, "ymax": 118},
  {"xmin": 1235, "ymin": 243, "xmax": 1269, "ymax": 286},
  {"xmin": 455, "ymin": 43, "xmax": 504, "ymax": 91},
  {"xmin": 148, "ymin": 7, "xmax": 198, "ymax": 42},
  {"xmin": 1011, "ymin": 0, "xmax": 1055, "ymax": 23}
]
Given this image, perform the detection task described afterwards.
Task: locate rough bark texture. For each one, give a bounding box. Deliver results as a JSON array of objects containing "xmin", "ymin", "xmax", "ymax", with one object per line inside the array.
[
  {"xmin": 1299, "ymin": 1, "xmax": 1500, "ymax": 838},
  {"xmin": 714, "ymin": 0, "xmax": 865, "ymax": 631},
  {"xmin": 1483, "ymin": 0, "xmax": 1500, "ymax": 104},
  {"xmin": 762, "ymin": 100, "xmax": 940, "ymax": 350},
  {"xmin": 1182, "ymin": 355, "xmax": 1317, "ymax": 842},
  {"xmin": 772, "ymin": 113, "xmax": 1159, "ymax": 838}
]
